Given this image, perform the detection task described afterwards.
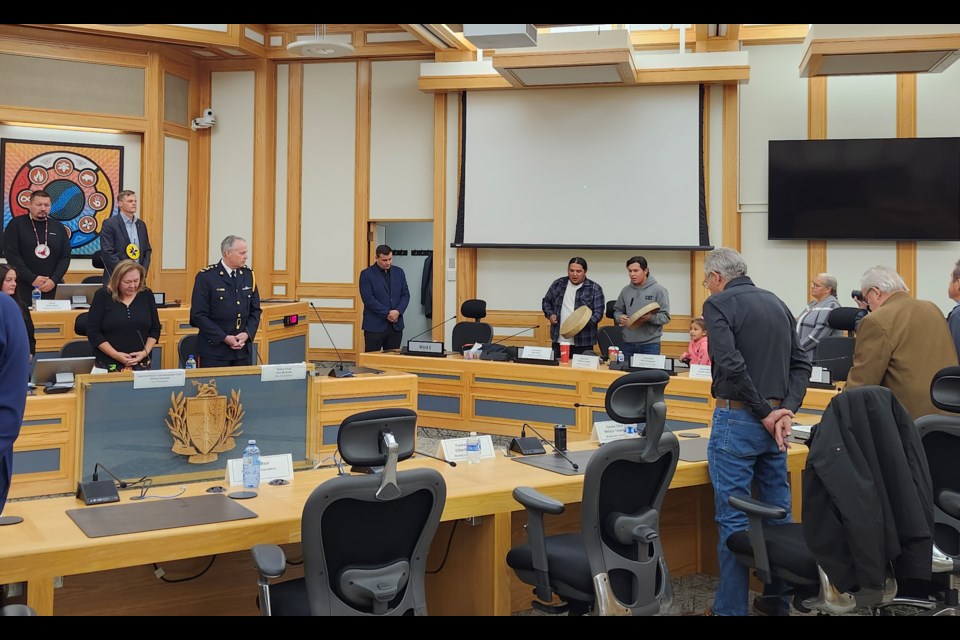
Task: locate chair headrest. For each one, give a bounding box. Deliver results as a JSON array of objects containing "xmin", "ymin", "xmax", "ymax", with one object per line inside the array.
[
  {"xmin": 91, "ymin": 250, "xmax": 104, "ymax": 270},
  {"xmin": 931, "ymin": 366, "xmax": 960, "ymax": 414},
  {"xmin": 460, "ymin": 299, "xmax": 487, "ymax": 321},
  {"xmin": 827, "ymin": 307, "xmax": 867, "ymax": 331},
  {"xmin": 605, "ymin": 370, "xmax": 670, "ymax": 424},
  {"xmin": 337, "ymin": 408, "xmax": 417, "ymax": 467},
  {"xmin": 605, "ymin": 300, "xmax": 616, "ymax": 320},
  {"xmin": 74, "ymin": 312, "xmax": 89, "ymax": 336}
]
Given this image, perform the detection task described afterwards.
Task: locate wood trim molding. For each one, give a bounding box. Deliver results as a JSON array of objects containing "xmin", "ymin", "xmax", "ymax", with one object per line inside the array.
[
  {"xmin": 897, "ymin": 73, "xmax": 918, "ymax": 292},
  {"xmin": 432, "ymin": 92, "xmax": 448, "ymax": 342},
  {"xmin": 142, "ymin": 52, "xmax": 164, "ymax": 292},
  {"xmin": 721, "ymin": 84, "xmax": 739, "ymax": 250},
  {"xmin": 456, "ymin": 248, "xmax": 477, "ymax": 314},
  {"xmin": 286, "ymin": 63, "xmax": 304, "ymax": 300},
  {"xmin": 252, "ymin": 58, "xmax": 277, "ymax": 293},
  {"xmin": 354, "ymin": 60, "xmax": 372, "ymax": 354},
  {"xmin": 807, "ymin": 76, "xmax": 828, "ymax": 286}
]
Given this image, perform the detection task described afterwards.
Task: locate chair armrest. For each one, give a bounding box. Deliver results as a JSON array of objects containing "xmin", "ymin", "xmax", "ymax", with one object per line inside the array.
[
  {"xmin": 512, "ymin": 486, "xmax": 564, "ymax": 603},
  {"xmin": 728, "ymin": 494, "xmax": 788, "ymax": 521},
  {"xmin": 727, "ymin": 494, "xmax": 788, "ymax": 584},
  {"xmin": 251, "ymin": 543, "xmax": 287, "ymax": 579},
  {"xmin": 513, "ymin": 486, "xmax": 565, "ymax": 515},
  {"xmin": 937, "ymin": 489, "xmax": 960, "ymax": 520}
]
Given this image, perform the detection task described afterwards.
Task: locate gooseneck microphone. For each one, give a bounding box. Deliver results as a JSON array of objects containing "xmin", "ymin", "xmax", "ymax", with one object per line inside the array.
[
  {"xmin": 309, "ymin": 302, "xmax": 353, "ymax": 378},
  {"xmin": 492, "ymin": 325, "xmax": 539, "ymax": 346},
  {"xmin": 573, "ymin": 402, "xmax": 604, "ymax": 409},
  {"xmin": 509, "ymin": 422, "xmax": 546, "ymax": 455},
  {"xmin": 414, "ymin": 448, "xmax": 457, "ymax": 467},
  {"xmin": 93, "ymin": 462, "xmax": 147, "ymax": 489},
  {"xmin": 522, "ymin": 423, "xmax": 579, "ymax": 471},
  {"xmin": 405, "ymin": 316, "xmax": 456, "ymax": 344}
]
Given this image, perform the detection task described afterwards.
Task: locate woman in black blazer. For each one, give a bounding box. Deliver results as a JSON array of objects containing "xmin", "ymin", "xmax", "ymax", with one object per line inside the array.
[
  {"xmin": 0, "ymin": 263, "xmax": 36, "ymax": 358},
  {"xmin": 87, "ymin": 259, "xmax": 160, "ymax": 371}
]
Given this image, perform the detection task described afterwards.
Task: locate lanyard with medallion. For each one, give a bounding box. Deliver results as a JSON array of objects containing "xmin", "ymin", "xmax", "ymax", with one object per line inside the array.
[{"xmin": 31, "ymin": 218, "xmax": 50, "ymax": 259}]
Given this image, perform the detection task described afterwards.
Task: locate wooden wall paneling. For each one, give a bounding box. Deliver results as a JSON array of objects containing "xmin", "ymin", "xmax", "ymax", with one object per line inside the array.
[
  {"xmin": 722, "ymin": 84, "xmax": 739, "ymax": 250},
  {"xmin": 897, "ymin": 73, "xmax": 918, "ymax": 292},
  {"xmin": 253, "ymin": 57, "xmax": 277, "ymax": 294},
  {"xmin": 355, "ymin": 60, "xmax": 372, "ymax": 355},
  {"xmin": 432, "ymin": 92, "xmax": 448, "ymax": 342},
  {"xmin": 285, "ymin": 62, "xmax": 303, "ymax": 299},
  {"xmin": 456, "ymin": 247, "xmax": 477, "ymax": 316},
  {"xmin": 143, "ymin": 52, "xmax": 164, "ymax": 292},
  {"xmin": 808, "ymin": 76, "xmax": 828, "ymax": 282},
  {"xmin": 187, "ymin": 64, "xmax": 212, "ymax": 278}
]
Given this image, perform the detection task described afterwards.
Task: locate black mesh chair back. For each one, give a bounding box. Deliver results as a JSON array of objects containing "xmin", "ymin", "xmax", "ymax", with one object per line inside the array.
[
  {"xmin": 251, "ymin": 408, "xmax": 446, "ymax": 616},
  {"xmin": 813, "ymin": 336, "xmax": 855, "ymax": 381},
  {"xmin": 178, "ymin": 335, "xmax": 199, "ymax": 368},
  {"xmin": 74, "ymin": 312, "xmax": 89, "ymax": 337},
  {"xmin": 605, "ymin": 370, "xmax": 670, "ymax": 449},
  {"xmin": 91, "ymin": 250, "xmax": 105, "ymax": 270},
  {"xmin": 605, "ymin": 300, "xmax": 616, "ymax": 320},
  {"xmin": 60, "ymin": 340, "xmax": 95, "ymax": 359},
  {"xmin": 728, "ymin": 386, "xmax": 955, "ymax": 615},
  {"xmin": 827, "ymin": 307, "xmax": 866, "ymax": 337},
  {"xmin": 916, "ymin": 367, "xmax": 960, "ymax": 574},
  {"xmin": 506, "ymin": 370, "xmax": 679, "ymax": 615},
  {"xmin": 81, "ymin": 275, "xmax": 103, "ymax": 284},
  {"xmin": 451, "ymin": 299, "xmax": 493, "ymax": 352}
]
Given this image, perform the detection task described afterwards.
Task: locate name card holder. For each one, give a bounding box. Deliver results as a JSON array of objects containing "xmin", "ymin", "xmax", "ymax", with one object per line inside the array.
[
  {"xmin": 133, "ymin": 369, "xmax": 186, "ymax": 389},
  {"xmin": 227, "ymin": 453, "xmax": 295, "ymax": 486},
  {"xmin": 260, "ymin": 362, "xmax": 307, "ymax": 381},
  {"xmin": 590, "ymin": 420, "xmax": 641, "ymax": 445},
  {"xmin": 439, "ymin": 434, "xmax": 496, "ymax": 462},
  {"xmin": 406, "ymin": 340, "xmax": 445, "ymax": 356},
  {"xmin": 36, "ymin": 299, "xmax": 71, "ymax": 311},
  {"xmin": 520, "ymin": 346, "xmax": 553, "ymax": 361},
  {"xmin": 688, "ymin": 364, "xmax": 713, "ymax": 380},
  {"xmin": 571, "ymin": 353, "xmax": 600, "ymax": 369}
]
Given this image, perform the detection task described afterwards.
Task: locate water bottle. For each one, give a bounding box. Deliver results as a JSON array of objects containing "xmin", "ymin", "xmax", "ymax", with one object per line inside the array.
[
  {"xmin": 242, "ymin": 439, "xmax": 261, "ymax": 488},
  {"xmin": 31, "ymin": 286, "xmax": 41, "ymax": 311},
  {"xmin": 466, "ymin": 432, "xmax": 481, "ymax": 464},
  {"xmin": 185, "ymin": 354, "xmax": 197, "ymax": 369}
]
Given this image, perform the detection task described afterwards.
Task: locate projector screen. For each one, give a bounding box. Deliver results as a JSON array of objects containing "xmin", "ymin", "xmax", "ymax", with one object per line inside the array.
[{"xmin": 456, "ymin": 84, "xmax": 707, "ymax": 249}]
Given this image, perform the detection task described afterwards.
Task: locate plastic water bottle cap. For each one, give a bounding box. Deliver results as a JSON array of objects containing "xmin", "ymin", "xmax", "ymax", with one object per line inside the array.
[{"xmin": 249, "ymin": 439, "xmax": 256, "ymax": 445}]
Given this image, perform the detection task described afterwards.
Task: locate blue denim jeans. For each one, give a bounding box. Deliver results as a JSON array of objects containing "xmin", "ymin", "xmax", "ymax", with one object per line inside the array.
[
  {"xmin": 707, "ymin": 408, "xmax": 793, "ymax": 616},
  {"xmin": 621, "ymin": 341, "xmax": 660, "ymax": 363}
]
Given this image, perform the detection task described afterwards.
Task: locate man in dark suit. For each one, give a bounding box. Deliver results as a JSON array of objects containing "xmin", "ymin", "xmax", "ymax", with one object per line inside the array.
[
  {"xmin": 189, "ymin": 235, "xmax": 261, "ymax": 367},
  {"xmin": 359, "ymin": 244, "xmax": 410, "ymax": 352},
  {"xmin": 0, "ymin": 293, "xmax": 29, "ymax": 518},
  {"xmin": 100, "ymin": 189, "xmax": 151, "ymax": 285}
]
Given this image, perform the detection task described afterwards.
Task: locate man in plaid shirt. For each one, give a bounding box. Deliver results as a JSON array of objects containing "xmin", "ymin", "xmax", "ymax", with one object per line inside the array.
[{"xmin": 542, "ymin": 257, "xmax": 605, "ymax": 357}]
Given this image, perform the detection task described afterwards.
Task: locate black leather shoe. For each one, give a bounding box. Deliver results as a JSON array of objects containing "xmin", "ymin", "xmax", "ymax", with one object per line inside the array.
[{"xmin": 753, "ymin": 595, "xmax": 790, "ymax": 616}]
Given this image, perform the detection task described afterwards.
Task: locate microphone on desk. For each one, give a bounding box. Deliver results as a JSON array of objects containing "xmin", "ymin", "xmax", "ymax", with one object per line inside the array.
[
  {"xmin": 509, "ymin": 422, "xmax": 547, "ymax": 455},
  {"xmin": 93, "ymin": 462, "xmax": 134, "ymax": 488},
  {"xmin": 413, "ymin": 448, "xmax": 457, "ymax": 467},
  {"xmin": 309, "ymin": 302, "xmax": 353, "ymax": 378},
  {"xmin": 573, "ymin": 402, "xmax": 604, "ymax": 409},
  {"xmin": 475, "ymin": 325, "xmax": 537, "ymax": 361},
  {"xmin": 135, "ymin": 330, "xmax": 153, "ymax": 369},
  {"xmin": 521, "ymin": 423, "xmax": 579, "ymax": 471},
  {"xmin": 76, "ymin": 462, "xmax": 145, "ymax": 505}
]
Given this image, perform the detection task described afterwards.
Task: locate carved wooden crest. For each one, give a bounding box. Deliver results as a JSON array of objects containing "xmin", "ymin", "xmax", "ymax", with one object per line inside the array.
[{"xmin": 166, "ymin": 379, "xmax": 244, "ymax": 463}]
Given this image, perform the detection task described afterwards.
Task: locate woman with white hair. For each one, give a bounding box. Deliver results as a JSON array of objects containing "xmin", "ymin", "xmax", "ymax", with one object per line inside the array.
[{"xmin": 796, "ymin": 273, "xmax": 841, "ymax": 356}]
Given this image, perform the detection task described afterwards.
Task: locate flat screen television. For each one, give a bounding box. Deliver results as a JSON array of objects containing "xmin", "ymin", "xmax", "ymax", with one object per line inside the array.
[{"xmin": 768, "ymin": 137, "xmax": 960, "ymax": 241}]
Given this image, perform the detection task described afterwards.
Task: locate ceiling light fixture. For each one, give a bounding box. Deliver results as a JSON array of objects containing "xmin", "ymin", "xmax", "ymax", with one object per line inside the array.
[{"xmin": 286, "ymin": 24, "xmax": 354, "ymax": 58}]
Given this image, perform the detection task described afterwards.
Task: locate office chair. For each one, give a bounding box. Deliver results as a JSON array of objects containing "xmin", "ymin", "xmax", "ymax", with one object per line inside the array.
[
  {"xmin": 61, "ymin": 312, "xmax": 95, "ymax": 358},
  {"xmin": 451, "ymin": 299, "xmax": 493, "ymax": 352},
  {"xmin": 813, "ymin": 336, "xmax": 855, "ymax": 382},
  {"xmin": 914, "ymin": 366, "xmax": 960, "ymax": 613},
  {"xmin": 506, "ymin": 370, "xmax": 679, "ymax": 615},
  {"xmin": 251, "ymin": 408, "xmax": 446, "ymax": 616},
  {"xmin": 727, "ymin": 385, "xmax": 957, "ymax": 615},
  {"xmin": 178, "ymin": 335, "xmax": 199, "ymax": 368},
  {"xmin": 81, "ymin": 275, "xmax": 103, "ymax": 284},
  {"xmin": 605, "ymin": 300, "xmax": 616, "ymax": 320},
  {"xmin": 0, "ymin": 604, "xmax": 36, "ymax": 616},
  {"xmin": 827, "ymin": 306, "xmax": 866, "ymax": 338}
]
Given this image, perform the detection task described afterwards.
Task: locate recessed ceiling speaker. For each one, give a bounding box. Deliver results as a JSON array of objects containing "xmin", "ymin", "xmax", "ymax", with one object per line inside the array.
[{"xmin": 287, "ymin": 24, "xmax": 354, "ymax": 58}]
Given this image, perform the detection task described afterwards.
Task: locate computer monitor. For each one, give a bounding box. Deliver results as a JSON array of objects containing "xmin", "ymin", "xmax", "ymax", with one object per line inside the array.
[
  {"xmin": 154, "ymin": 292, "xmax": 165, "ymax": 306},
  {"xmin": 54, "ymin": 284, "xmax": 101, "ymax": 305},
  {"xmin": 30, "ymin": 356, "xmax": 96, "ymax": 388}
]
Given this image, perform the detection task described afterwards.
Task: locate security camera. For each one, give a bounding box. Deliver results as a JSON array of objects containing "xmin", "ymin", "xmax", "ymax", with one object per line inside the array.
[{"xmin": 191, "ymin": 108, "xmax": 216, "ymax": 131}]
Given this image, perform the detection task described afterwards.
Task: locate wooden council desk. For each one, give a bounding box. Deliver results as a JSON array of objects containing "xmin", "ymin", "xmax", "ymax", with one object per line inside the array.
[
  {"xmin": 0, "ymin": 432, "xmax": 808, "ymax": 616},
  {"xmin": 357, "ymin": 351, "xmax": 839, "ymax": 440}
]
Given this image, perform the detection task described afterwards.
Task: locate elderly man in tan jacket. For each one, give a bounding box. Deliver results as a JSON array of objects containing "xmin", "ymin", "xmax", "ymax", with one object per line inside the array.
[{"xmin": 845, "ymin": 265, "xmax": 958, "ymax": 420}]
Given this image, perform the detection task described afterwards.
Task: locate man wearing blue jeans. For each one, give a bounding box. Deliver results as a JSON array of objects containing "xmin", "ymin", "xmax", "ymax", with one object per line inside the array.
[{"xmin": 701, "ymin": 248, "xmax": 810, "ymax": 616}]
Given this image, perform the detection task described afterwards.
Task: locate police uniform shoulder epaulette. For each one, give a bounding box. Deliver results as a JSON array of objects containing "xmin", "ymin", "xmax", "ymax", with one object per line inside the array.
[{"xmin": 199, "ymin": 263, "xmax": 218, "ymax": 273}]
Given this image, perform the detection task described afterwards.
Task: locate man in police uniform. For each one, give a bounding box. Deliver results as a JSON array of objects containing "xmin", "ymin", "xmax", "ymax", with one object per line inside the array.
[{"xmin": 190, "ymin": 235, "xmax": 261, "ymax": 367}]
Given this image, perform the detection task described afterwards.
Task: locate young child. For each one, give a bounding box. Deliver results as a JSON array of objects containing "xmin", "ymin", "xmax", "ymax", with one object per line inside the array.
[{"xmin": 681, "ymin": 317, "xmax": 710, "ymax": 366}]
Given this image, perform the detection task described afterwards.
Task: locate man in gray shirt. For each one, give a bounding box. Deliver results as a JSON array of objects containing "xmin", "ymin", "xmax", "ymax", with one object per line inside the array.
[{"xmin": 612, "ymin": 255, "xmax": 670, "ymax": 361}]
